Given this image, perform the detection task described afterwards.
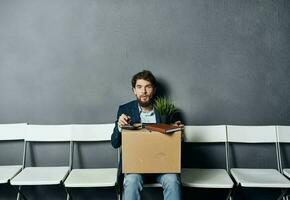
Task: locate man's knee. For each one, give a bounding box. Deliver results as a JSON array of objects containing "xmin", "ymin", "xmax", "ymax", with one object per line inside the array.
[
  {"xmin": 124, "ymin": 174, "xmax": 143, "ymax": 189},
  {"xmin": 160, "ymin": 174, "xmax": 181, "ymax": 188}
]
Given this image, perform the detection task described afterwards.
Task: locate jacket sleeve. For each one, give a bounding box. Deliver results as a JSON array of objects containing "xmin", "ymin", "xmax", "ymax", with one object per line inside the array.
[
  {"xmin": 169, "ymin": 110, "xmax": 184, "ymax": 124},
  {"xmin": 111, "ymin": 106, "xmax": 123, "ymax": 148}
]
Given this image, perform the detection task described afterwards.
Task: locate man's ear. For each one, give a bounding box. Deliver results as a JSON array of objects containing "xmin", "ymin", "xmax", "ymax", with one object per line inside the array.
[{"xmin": 132, "ymin": 87, "xmax": 137, "ymax": 96}]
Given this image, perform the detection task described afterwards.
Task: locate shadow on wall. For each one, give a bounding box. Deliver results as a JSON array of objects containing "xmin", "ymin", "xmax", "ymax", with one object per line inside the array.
[
  {"xmin": 155, "ymin": 78, "xmax": 169, "ymax": 98},
  {"xmin": 155, "ymin": 78, "xmax": 186, "ymax": 124}
]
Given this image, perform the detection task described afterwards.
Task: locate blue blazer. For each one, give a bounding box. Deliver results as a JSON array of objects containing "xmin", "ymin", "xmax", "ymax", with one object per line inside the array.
[{"xmin": 111, "ymin": 100, "xmax": 162, "ymax": 148}]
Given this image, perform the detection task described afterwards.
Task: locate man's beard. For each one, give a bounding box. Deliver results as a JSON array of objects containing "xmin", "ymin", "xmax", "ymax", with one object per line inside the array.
[{"xmin": 137, "ymin": 96, "xmax": 153, "ymax": 107}]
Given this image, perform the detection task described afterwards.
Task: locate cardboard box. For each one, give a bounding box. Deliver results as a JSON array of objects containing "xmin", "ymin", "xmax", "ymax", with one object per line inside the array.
[{"xmin": 122, "ymin": 128, "xmax": 181, "ymax": 173}]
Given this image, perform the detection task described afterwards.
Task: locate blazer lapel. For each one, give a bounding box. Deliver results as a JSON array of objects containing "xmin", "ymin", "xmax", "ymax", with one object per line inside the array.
[
  {"xmin": 131, "ymin": 100, "xmax": 141, "ymax": 123},
  {"xmin": 155, "ymin": 110, "xmax": 161, "ymax": 123}
]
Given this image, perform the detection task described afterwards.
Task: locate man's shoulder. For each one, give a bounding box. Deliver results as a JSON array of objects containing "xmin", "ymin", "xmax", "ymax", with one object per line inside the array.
[{"xmin": 119, "ymin": 100, "xmax": 138, "ymax": 110}]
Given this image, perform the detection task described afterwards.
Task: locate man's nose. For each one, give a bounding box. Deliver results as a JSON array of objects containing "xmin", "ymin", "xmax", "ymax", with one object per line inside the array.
[{"xmin": 141, "ymin": 87, "xmax": 146, "ymax": 94}]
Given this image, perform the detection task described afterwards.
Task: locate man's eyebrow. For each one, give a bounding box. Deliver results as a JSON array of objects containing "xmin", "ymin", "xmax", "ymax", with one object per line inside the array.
[{"xmin": 136, "ymin": 83, "xmax": 152, "ymax": 87}]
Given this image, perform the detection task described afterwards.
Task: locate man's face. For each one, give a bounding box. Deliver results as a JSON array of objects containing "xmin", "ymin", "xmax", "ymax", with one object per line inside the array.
[{"xmin": 133, "ymin": 79, "xmax": 156, "ymax": 107}]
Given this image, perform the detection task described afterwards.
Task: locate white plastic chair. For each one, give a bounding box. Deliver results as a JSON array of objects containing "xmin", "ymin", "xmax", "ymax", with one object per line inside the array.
[
  {"xmin": 276, "ymin": 126, "xmax": 290, "ymax": 199},
  {"xmin": 0, "ymin": 123, "xmax": 26, "ymax": 186},
  {"xmin": 227, "ymin": 125, "xmax": 290, "ymax": 200},
  {"xmin": 10, "ymin": 124, "xmax": 72, "ymax": 200},
  {"xmin": 181, "ymin": 125, "xmax": 234, "ymax": 199},
  {"xmin": 64, "ymin": 124, "xmax": 119, "ymax": 199}
]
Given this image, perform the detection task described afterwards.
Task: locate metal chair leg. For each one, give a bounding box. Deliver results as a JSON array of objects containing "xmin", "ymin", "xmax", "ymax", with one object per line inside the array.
[
  {"xmin": 16, "ymin": 186, "xmax": 21, "ymax": 200},
  {"xmin": 13, "ymin": 185, "xmax": 28, "ymax": 200},
  {"xmin": 276, "ymin": 188, "xmax": 288, "ymax": 200},
  {"xmin": 226, "ymin": 188, "xmax": 233, "ymax": 200},
  {"xmin": 229, "ymin": 184, "xmax": 239, "ymax": 200},
  {"xmin": 63, "ymin": 183, "xmax": 73, "ymax": 200}
]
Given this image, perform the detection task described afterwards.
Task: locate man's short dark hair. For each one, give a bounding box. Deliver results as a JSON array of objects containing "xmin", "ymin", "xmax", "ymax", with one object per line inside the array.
[{"xmin": 131, "ymin": 70, "xmax": 157, "ymax": 88}]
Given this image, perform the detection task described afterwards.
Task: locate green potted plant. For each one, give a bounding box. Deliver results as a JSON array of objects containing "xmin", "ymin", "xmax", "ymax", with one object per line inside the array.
[{"xmin": 154, "ymin": 96, "xmax": 177, "ymax": 123}]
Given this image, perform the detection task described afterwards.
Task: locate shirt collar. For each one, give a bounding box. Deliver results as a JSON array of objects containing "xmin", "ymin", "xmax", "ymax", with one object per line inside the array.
[{"xmin": 138, "ymin": 104, "xmax": 155, "ymax": 116}]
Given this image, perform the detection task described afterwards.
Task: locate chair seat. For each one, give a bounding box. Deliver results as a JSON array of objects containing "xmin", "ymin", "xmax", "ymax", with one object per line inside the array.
[
  {"xmin": 144, "ymin": 183, "xmax": 162, "ymax": 187},
  {"xmin": 64, "ymin": 168, "xmax": 118, "ymax": 187},
  {"xmin": 181, "ymin": 168, "xmax": 234, "ymax": 188},
  {"xmin": 10, "ymin": 166, "xmax": 69, "ymax": 185},
  {"xmin": 283, "ymin": 169, "xmax": 290, "ymax": 178},
  {"xmin": 0, "ymin": 165, "xmax": 22, "ymax": 184},
  {"xmin": 231, "ymin": 168, "xmax": 290, "ymax": 188}
]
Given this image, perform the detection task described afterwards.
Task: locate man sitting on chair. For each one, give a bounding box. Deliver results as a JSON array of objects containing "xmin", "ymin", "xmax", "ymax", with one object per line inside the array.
[{"xmin": 111, "ymin": 70, "xmax": 182, "ymax": 200}]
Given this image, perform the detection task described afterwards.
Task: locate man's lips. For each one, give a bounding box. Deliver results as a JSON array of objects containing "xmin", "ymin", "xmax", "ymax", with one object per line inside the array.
[{"xmin": 141, "ymin": 96, "xmax": 149, "ymax": 101}]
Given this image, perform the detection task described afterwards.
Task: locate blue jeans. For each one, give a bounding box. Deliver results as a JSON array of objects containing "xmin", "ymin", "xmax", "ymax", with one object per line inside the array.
[{"xmin": 123, "ymin": 173, "xmax": 182, "ymax": 200}]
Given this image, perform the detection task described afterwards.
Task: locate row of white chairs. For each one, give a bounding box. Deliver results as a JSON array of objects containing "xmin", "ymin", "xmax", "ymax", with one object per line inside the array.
[
  {"xmin": 181, "ymin": 125, "xmax": 290, "ymax": 200},
  {"xmin": 1, "ymin": 124, "xmax": 290, "ymax": 200},
  {"xmin": 0, "ymin": 123, "xmax": 118, "ymax": 200}
]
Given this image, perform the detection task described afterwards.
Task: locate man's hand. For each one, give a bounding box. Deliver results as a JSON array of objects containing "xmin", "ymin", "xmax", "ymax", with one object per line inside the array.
[
  {"xmin": 173, "ymin": 121, "xmax": 184, "ymax": 128},
  {"xmin": 173, "ymin": 121, "xmax": 185, "ymax": 141},
  {"xmin": 118, "ymin": 114, "xmax": 131, "ymax": 127}
]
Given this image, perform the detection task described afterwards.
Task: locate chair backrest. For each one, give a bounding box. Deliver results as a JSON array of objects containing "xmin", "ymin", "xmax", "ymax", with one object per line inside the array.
[
  {"xmin": 184, "ymin": 125, "xmax": 227, "ymax": 143},
  {"xmin": 227, "ymin": 125, "xmax": 279, "ymax": 169},
  {"xmin": 25, "ymin": 125, "xmax": 72, "ymax": 142},
  {"xmin": 0, "ymin": 123, "xmax": 27, "ymax": 140},
  {"xmin": 276, "ymin": 126, "xmax": 290, "ymax": 143},
  {"xmin": 70, "ymin": 124, "xmax": 116, "ymax": 169},
  {"xmin": 276, "ymin": 126, "xmax": 290, "ymax": 170},
  {"xmin": 183, "ymin": 125, "xmax": 229, "ymax": 169},
  {"xmin": 23, "ymin": 125, "xmax": 72, "ymax": 168},
  {"xmin": 71, "ymin": 124, "xmax": 114, "ymax": 141},
  {"xmin": 227, "ymin": 125, "xmax": 276, "ymax": 143}
]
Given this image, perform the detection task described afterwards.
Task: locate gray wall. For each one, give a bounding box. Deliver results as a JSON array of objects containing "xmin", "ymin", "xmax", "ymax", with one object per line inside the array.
[
  {"xmin": 0, "ymin": 0, "xmax": 290, "ymax": 199},
  {"xmin": 0, "ymin": 0, "xmax": 289, "ymax": 125}
]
